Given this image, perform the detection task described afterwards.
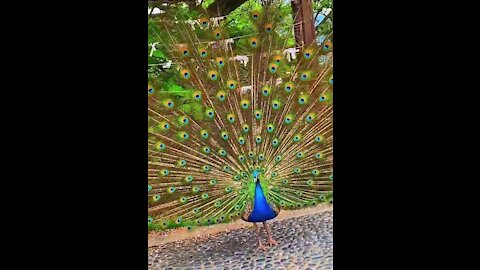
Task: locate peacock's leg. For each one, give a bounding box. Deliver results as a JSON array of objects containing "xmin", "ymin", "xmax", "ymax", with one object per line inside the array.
[
  {"xmin": 253, "ymin": 223, "xmax": 268, "ymax": 251},
  {"xmin": 263, "ymin": 221, "xmax": 278, "ymax": 246}
]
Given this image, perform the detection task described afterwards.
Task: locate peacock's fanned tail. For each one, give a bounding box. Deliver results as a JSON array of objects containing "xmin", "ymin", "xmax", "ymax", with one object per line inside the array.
[{"xmin": 148, "ymin": 1, "xmax": 333, "ymax": 230}]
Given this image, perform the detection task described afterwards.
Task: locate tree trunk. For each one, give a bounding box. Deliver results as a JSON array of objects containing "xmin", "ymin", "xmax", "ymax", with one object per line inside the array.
[{"xmin": 291, "ymin": 0, "xmax": 316, "ymax": 47}]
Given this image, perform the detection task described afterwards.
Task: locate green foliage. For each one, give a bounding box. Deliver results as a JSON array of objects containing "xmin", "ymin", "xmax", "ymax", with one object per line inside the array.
[
  {"xmin": 201, "ymin": 0, "xmax": 215, "ymax": 8},
  {"xmin": 313, "ymin": 0, "xmax": 333, "ymax": 36},
  {"xmin": 314, "ymin": 0, "xmax": 333, "ymax": 10}
]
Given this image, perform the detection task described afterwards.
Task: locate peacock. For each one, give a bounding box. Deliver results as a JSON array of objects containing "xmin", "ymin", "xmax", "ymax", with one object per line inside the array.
[{"xmin": 148, "ymin": 0, "xmax": 333, "ymax": 251}]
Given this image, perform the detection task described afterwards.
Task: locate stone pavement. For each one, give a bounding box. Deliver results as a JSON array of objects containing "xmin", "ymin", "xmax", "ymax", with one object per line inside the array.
[{"xmin": 148, "ymin": 210, "xmax": 333, "ymax": 270}]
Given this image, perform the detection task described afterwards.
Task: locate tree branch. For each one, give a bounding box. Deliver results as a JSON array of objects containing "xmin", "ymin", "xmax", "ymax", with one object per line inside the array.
[
  {"xmin": 206, "ymin": 0, "xmax": 248, "ymax": 17},
  {"xmin": 314, "ymin": 10, "xmax": 323, "ymax": 23}
]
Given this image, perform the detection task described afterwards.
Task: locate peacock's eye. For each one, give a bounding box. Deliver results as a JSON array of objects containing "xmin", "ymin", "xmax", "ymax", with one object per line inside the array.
[
  {"xmin": 262, "ymin": 87, "xmax": 271, "ymax": 96},
  {"xmin": 253, "ymin": 109, "xmax": 263, "ymax": 119}
]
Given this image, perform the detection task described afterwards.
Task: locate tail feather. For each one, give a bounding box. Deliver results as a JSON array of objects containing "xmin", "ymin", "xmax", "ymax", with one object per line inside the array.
[{"xmin": 148, "ymin": 1, "xmax": 333, "ymax": 230}]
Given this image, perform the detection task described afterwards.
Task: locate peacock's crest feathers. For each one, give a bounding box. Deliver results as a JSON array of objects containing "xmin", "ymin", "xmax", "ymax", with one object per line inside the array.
[{"xmin": 148, "ymin": 1, "xmax": 333, "ymax": 231}]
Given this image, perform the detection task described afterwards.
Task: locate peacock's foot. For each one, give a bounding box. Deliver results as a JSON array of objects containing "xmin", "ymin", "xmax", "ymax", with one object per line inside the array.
[
  {"xmin": 267, "ymin": 239, "xmax": 278, "ymax": 246},
  {"xmin": 257, "ymin": 243, "xmax": 268, "ymax": 251}
]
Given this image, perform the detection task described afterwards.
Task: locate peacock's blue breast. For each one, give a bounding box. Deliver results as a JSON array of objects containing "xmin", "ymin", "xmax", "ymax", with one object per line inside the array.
[{"xmin": 247, "ymin": 181, "xmax": 278, "ymax": 222}]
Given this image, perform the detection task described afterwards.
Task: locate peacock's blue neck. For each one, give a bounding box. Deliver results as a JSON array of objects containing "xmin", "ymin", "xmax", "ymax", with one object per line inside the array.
[
  {"xmin": 247, "ymin": 171, "xmax": 278, "ymax": 222},
  {"xmin": 255, "ymin": 180, "xmax": 262, "ymax": 193}
]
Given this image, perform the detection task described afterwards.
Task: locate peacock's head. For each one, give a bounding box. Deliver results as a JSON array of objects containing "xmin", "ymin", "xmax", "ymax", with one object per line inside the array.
[{"xmin": 252, "ymin": 170, "xmax": 260, "ymax": 182}]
